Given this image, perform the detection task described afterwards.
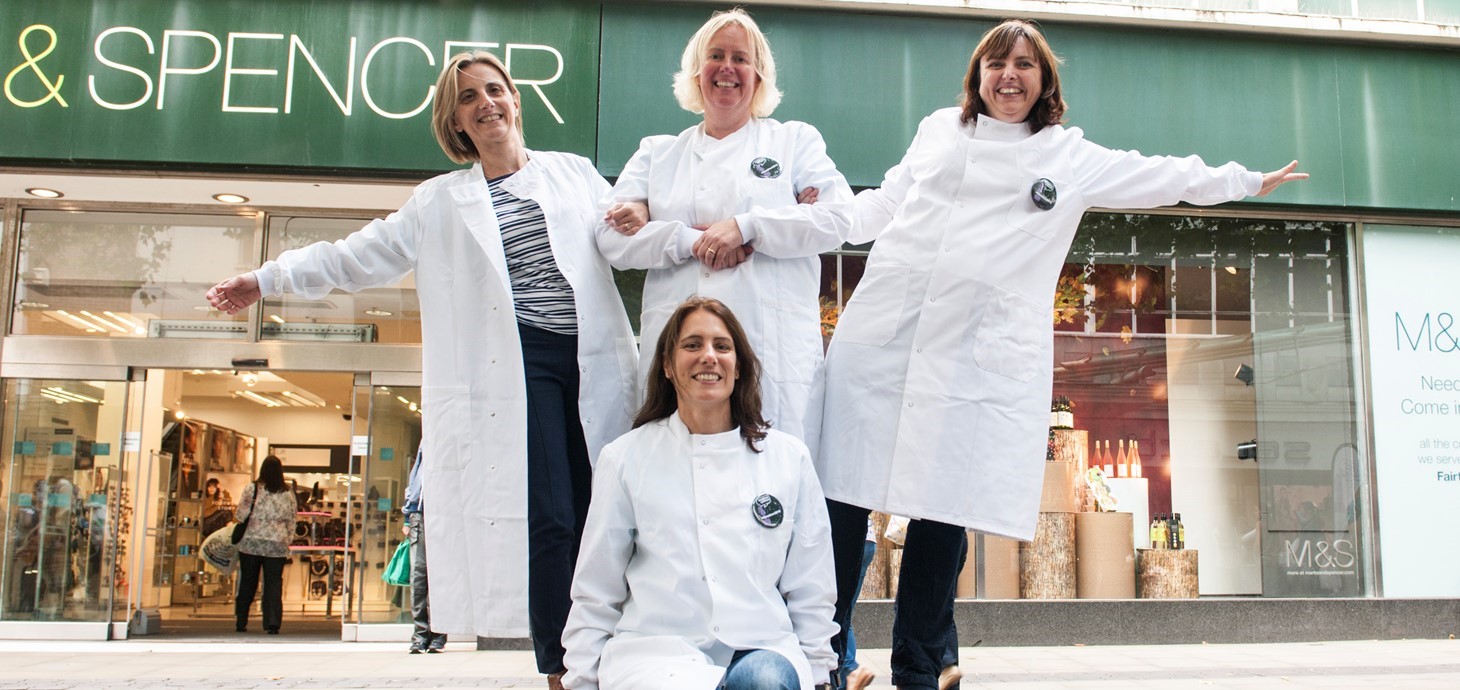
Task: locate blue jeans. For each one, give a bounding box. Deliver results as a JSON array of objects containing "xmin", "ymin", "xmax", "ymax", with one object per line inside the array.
[
  {"xmin": 520, "ymin": 324, "xmax": 594, "ymax": 675},
  {"xmin": 840, "ymin": 538, "xmax": 877, "ymax": 683},
  {"xmin": 721, "ymin": 649, "xmax": 800, "ymax": 690},
  {"xmin": 828, "ymin": 500, "xmax": 965, "ymax": 690}
]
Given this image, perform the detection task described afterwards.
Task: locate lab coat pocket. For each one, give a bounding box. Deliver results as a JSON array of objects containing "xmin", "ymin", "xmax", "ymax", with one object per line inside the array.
[
  {"xmin": 971, "ymin": 286, "xmax": 1044, "ymax": 383},
  {"xmin": 1004, "ymin": 177, "xmax": 1072, "ymax": 241},
  {"xmin": 833, "ymin": 265, "xmax": 909, "ymax": 348},
  {"xmin": 421, "ymin": 385, "xmax": 471, "ymax": 470},
  {"xmin": 616, "ymin": 336, "xmax": 642, "ymax": 405},
  {"xmin": 755, "ymin": 518, "xmax": 796, "ymax": 587},
  {"xmin": 760, "ymin": 299, "xmax": 820, "ymax": 385}
]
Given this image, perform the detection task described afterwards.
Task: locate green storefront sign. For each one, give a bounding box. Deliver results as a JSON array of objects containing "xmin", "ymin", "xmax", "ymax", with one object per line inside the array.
[{"xmin": 0, "ymin": 0, "xmax": 599, "ymax": 172}]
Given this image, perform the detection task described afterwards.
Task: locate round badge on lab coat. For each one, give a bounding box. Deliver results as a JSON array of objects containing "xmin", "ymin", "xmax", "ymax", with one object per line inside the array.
[
  {"xmin": 750, "ymin": 157, "xmax": 782, "ymax": 179},
  {"xmin": 751, "ymin": 493, "xmax": 784, "ymax": 528},
  {"xmin": 1030, "ymin": 178, "xmax": 1057, "ymax": 210}
]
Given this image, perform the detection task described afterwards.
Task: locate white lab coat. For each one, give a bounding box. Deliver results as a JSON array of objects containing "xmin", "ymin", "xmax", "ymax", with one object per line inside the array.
[
  {"xmin": 596, "ymin": 118, "xmax": 853, "ymax": 455},
  {"xmin": 561, "ymin": 414, "xmax": 838, "ymax": 690},
  {"xmin": 254, "ymin": 152, "xmax": 639, "ymax": 636},
  {"xmin": 819, "ymin": 109, "xmax": 1261, "ymax": 540}
]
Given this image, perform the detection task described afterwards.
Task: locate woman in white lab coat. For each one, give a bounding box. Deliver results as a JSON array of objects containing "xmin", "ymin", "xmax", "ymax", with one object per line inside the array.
[
  {"xmin": 205, "ymin": 51, "xmax": 638, "ymax": 689},
  {"xmin": 562, "ymin": 297, "xmax": 838, "ymax": 690},
  {"xmin": 816, "ymin": 20, "xmax": 1308, "ymax": 689},
  {"xmin": 597, "ymin": 8, "xmax": 853, "ymax": 456}
]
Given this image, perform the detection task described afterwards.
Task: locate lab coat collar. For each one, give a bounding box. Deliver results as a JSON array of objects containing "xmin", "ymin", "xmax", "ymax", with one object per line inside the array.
[
  {"xmin": 494, "ymin": 151, "xmax": 542, "ymax": 199},
  {"xmin": 667, "ymin": 411, "xmax": 743, "ymax": 449},
  {"xmin": 692, "ymin": 119, "xmax": 754, "ymax": 158},
  {"xmin": 971, "ymin": 114, "xmax": 1033, "ymax": 143}
]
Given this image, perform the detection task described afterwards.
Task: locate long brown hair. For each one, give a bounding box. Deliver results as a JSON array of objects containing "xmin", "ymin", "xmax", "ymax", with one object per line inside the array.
[
  {"xmin": 633, "ymin": 297, "xmax": 768, "ymax": 451},
  {"xmin": 960, "ymin": 19, "xmax": 1067, "ymax": 131},
  {"xmin": 257, "ymin": 455, "xmax": 288, "ymax": 494}
]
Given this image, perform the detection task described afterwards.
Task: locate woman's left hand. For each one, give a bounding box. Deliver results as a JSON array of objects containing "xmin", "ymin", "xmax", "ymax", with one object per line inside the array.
[
  {"xmin": 692, "ymin": 218, "xmax": 747, "ymax": 270},
  {"xmin": 604, "ymin": 201, "xmax": 650, "ymax": 235},
  {"xmin": 1257, "ymin": 160, "xmax": 1308, "ymax": 197}
]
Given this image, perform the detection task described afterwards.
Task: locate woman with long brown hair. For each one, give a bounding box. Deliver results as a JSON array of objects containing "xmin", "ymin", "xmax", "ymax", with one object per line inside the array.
[{"xmin": 562, "ymin": 297, "xmax": 838, "ymax": 690}]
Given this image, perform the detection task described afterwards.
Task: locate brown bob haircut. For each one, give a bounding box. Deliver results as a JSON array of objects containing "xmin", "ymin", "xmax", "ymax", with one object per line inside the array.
[
  {"xmin": 431, "ymin": 51, "xmax": 523, "ymax": 165},
  {"xmin": 633, "ymin": 297, "xmax": 769, "ymax": 452},
  {"xmin": 960, "ymin": 19, "xmax": 1067, "ymax": 132}
]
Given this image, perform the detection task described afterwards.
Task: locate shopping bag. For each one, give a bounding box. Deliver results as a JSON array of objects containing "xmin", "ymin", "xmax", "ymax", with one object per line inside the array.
[
  {"xmin": 382, "ymin": 539, "xmax": 412, "ymax": 586},
  {"xmin": 201, "ymin": 527, "xmax": 240, "ymax": 574}
]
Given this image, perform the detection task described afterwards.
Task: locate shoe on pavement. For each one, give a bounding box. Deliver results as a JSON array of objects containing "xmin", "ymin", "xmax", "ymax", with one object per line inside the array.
[{"xmin": 938, "ymin": 664, "xmax": 962, "ymax": 689}]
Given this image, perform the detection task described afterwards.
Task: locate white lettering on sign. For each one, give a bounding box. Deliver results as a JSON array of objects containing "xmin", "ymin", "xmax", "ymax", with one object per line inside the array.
[
  {"xmin": 69, "ymin": 26, "xmax": 566, "ymax": 120},
  {"xmin": 351, "ymin": 435, "xmax": 370, "ymax": 456},
  {"xmin": 90, "ymin": 27, "xmax": 154, "ymax": 110},
  {"xmin": 222, "ymin": 32, "xmax": 283, "ymax": 113},
  {"xmin": 360, "ymin": 36, "xmax": 434, "ymax": 120}
]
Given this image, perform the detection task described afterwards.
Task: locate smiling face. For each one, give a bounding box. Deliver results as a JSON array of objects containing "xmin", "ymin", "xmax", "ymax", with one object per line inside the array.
[
  {"xmin": 697, "ymin": 24, "xmax": 759, "ymax": 129},
  {"xmin": 977, "ymin": 36, "xmax": 1043, "ymax": 124},
  {"xmin": 665, "ymin": 308, "xmax": 738, "ymax": 412},
  {"xmin": 451, "ymin": 62, "xmax": 520, "ymax": 152}
]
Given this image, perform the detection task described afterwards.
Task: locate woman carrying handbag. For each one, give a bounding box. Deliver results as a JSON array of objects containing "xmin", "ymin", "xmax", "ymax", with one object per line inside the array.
[{"xmin": 234, "ymin": 455, "xmax": 297, "ymax": 634}]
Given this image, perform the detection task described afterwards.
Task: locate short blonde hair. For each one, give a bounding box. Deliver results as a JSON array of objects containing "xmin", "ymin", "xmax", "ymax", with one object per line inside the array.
[
  {"xmin": 431, "ymin": 51, "xmax": 523, "ymax": 165},
  {"xmin": 672, "ymin": 9, "xmax": 781, "ymax": 118}
]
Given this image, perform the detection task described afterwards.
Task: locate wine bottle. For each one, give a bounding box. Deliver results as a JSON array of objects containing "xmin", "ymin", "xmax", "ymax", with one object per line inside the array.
[
  {"xmin": 1130, "ymin": 439, "xmax": 1143, "ymax": 479},
  {"xmin": 1059, "ymin": 396, "xmax": 1074, "ymax": 429},
  {"xmin": 1100, "ymin": 440, "xmax": 1114, "ymax": 477},
  {"xmin": 1050, "ymin": 397, "xmax": 1060, "ymax": 429},
  {"xmin": 1153, "ymin": 514, "xmax": 1168, "ymax": 550},
  {"xmin": 1116, "ymin": 439, "xmax": 1129, "ymax": 478},
  {"xmin": 1149, "ymin": 515, "xmax": 1161, "ymax": 550},
  {"xmin": 1173, "ymin": 512, "xmax": 1185, "ymax": 549}
]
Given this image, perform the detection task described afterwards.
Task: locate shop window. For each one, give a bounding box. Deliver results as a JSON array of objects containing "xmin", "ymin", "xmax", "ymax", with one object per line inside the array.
[
  {"xmin": 261, "ymin": 217, "xmax": 421, "ymax": 345},
  {"xmin": 12, "ymin": 211, "xmax": 258, "ymax": 339},
  {"xmin": 1, "ymin": 379, "xmax": 129, "ymax": 622},
  {"xmin": 832, "ymin": 214, "xmax": 1367, "ymax": 601}
]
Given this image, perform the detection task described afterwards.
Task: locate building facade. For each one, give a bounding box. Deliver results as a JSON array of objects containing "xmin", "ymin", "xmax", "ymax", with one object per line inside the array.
[{"xmin": 1, "ymin": 0, "xmax": 1457, "ymax": 641}]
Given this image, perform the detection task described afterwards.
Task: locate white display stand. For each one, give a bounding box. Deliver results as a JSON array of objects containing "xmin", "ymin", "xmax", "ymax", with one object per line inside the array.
[{"xmin": 1104, "ymin": 477, "xmax": 1149, "ymax": 549}]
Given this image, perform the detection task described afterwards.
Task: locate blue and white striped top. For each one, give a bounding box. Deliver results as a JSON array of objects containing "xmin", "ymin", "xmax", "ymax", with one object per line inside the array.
[{"xmin": 487, "ymin": 174, "xmax": 578, "ymax": 334}]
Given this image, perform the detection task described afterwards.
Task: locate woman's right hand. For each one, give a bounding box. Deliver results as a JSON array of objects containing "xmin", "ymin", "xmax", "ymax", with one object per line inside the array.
[
  {"xmin": 205, "ymin": 273, "xmax": 262, "ymax": 315},
  {"xmin": 604, "ymin": 201, "xmax": 650, "ymax": 235},
  {"xmin": 797, "ymin": 186, "xmax": 820, "ymax": 205}
]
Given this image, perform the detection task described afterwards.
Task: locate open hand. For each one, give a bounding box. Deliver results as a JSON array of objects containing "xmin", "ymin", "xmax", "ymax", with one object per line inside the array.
[
  {"xmin": 205, "ymin": 273, "xmax": 262, "ymax": 315},
  {"xmin": 1257, "ymin": 161, "xmax": 1308, "ymax": 197}
]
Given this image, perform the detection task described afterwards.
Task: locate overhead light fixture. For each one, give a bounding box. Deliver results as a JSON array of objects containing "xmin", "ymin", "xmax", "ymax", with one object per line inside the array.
[
  {"xmin": 212, "ymin": 193, "xmax": 250, "ymax": 204},
  {"xmin": 80, "ymin": 310, "xmax": 130, "ymax": 334},
  {"xmin": 193, "ymin": 305, "xmax": 215, "ymax": 312},
  {"xmin": 17, "ymin": 301, "xmax": 49, "ymax": 309},
  {"xmin": 45, "ymin": 386, "xmax": 102, "ymax": 404},
  {"xmin": 175, "ymin": 409, "xmax": 187, "ymax": 420},
  {"xmin": 1224, "ymin": 266, "xmax": 1239, "ymax": 275},
  {"xmin": 280, "ymin": 390, "xmax": 326, "ymax": 407},
  {"xmin": 363, "ymin": 308, "xmax": 393, "ymax": 316},
  {"xmin": 241, "ymin": 372, "xmax": 259, "ymax": 387},
  {"xmin": 1234, "ymin": 363, "xmax": 1255, "ymax": 386},
  {"xmin": 26, "ymin": 187, "xmax": 63, "ymax": 199},
  {"xmin": 237, "ymin": 390, "xmax": 283, "ymax": 407},
  {"xmin": 269, "ymin": 314, "xmax": 286, "ymax": 324}
]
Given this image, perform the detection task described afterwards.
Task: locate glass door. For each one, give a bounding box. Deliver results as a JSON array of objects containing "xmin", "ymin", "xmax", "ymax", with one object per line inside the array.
[
  {"xmin": 1, "ymin": 377, "xmax": 136, "ymax": 624},
  {"xmin": 346, "ymin": 373, "xmax": 420, "ymax": 626}
]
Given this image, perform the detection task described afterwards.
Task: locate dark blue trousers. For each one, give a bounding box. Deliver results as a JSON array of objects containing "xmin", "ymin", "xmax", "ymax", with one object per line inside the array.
[
  {"xmin": 519, "ymin": 323, "xmax": 593, "ymax": 675},
  {"xmin": 828, "ymin": 499, "xmax": 965, "ymax": 690}
]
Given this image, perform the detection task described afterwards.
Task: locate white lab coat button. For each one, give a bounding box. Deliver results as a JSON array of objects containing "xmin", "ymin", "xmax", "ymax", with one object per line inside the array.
[
  {"xmin": 908, "ymin": 402, "xmax": 915, "ymax": 408},
  {"xmin": 702, "ymin": 519, "xmax": 710, "ymax": 525},
  {"xmin": 916, "ymin": 348, "xmax": 923, "ymax": 353},
  {"xmin": 489, "ymin": 465, "xmax": 496, "ymax": 471}
]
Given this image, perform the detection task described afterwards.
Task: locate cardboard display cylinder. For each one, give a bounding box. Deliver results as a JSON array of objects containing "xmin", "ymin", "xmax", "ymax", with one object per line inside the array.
[
  {"xmin": 983, "ymin": 535, "xmax": 1022, "ymax": 599},
  {"xmin": 1040, "ymin": 460, "xmax": 1079, "ymax": 513},
  {"xmin": 1074, "ymin": 512, "xmax": 1136, "ymax": 599},
  {"xmin": 1137, "ymin": 548, "xmax": 1199, "ymax": 598},
  {"xmin": 1019, "ymin": 512, "xmax": 1076, "ymax": 599}
]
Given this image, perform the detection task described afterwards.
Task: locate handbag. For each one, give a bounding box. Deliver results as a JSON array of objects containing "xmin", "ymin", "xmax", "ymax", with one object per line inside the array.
[
  {"xmin": 382, "ymin": 539, "xmax": 412, "ymax": 586},
  {"xmin": 231, "ymin": 482, "xmax": 260, "ymax": 545},
  {"xmin": 201, "ymin": 527, "xmax": 240, "ymax": 574}
]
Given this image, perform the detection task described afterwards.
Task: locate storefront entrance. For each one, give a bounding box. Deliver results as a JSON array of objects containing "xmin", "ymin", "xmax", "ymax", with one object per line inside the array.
[{"xmin": 0, "ymin": 366, "xmax": 421, "ymax": 641}]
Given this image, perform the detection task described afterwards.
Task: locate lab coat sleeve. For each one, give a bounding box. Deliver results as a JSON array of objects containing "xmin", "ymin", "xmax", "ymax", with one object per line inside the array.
[
  {"xmin": 848, "ymin": 114, "xmax": 932, "ymax": 245},
  {"xmin": 595, "ymin": 136, "xmax": 702, "ymax": 270},
  {"xmin": 1074, "ymin": 139, "xmax": 1262, "ymax": 210},
  {"xmin": 779, "ymin": 447, "xmax": 839, "ymax": 683},
  {"xmin": 256, "ymin": 190, "xmax": 423, "ymax": 300},
  {"xmin": 561, "ymin": 443, "xmax": 637, "ymax": 690},
  {"xmin": 734, "ymin": 122, "xmax": 853, "ymax": 259}
]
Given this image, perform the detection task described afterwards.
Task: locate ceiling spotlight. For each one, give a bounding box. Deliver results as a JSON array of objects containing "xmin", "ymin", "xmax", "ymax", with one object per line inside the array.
[
  {"xmin": 363, "ymin": 308, "xmax": 393, "ymax": 316},
  {"xmin": 174, "ymin": 409, "xmax": 187, "ymax": 420},
  {"xmin": 1224, "ymin": 266, "xmax": 1239, "ymax": 275},
  {"xmin": 212, "ymin": 193, "xmax": 250, "ymax": 204},
  {"xmin": 26, "ymin": 188, "xmax": 63, "ymax": 199},
  {"xmin": 242, "ymin": 372, "xmax": 259, "ymax": 387}
]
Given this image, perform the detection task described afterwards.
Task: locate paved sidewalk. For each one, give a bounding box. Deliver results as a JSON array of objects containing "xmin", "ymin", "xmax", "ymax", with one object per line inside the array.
[{"xmin": 0, "ymin": 638, "xmax": 1455, "ymax": 688}]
